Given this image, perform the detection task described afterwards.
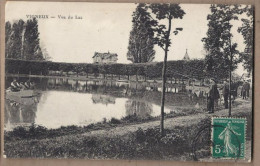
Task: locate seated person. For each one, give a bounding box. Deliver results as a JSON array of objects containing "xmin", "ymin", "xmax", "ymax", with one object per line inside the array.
[
  {"xmin": 24, "ymin": 80, "xmax": 31, "ymax": 89},
  {"xmin": 10, "ymin": 78, "xmax": 21, "ymax": 92}
]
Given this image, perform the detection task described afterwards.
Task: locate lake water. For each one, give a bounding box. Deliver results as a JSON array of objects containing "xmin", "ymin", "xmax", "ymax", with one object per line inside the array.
[{"xmin": 5, "ymin": 77, "xmax": 205, "ymax": 130}]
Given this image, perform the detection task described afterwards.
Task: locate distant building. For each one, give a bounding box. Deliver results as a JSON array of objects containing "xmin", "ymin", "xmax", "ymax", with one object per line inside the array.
[
  {"xmin": 92, "ymin": 51, "xmax": 118, "ymax": 64},
  {"xmin": 183, "ymin": 49, "xmax": 190, "ymax": 61}
]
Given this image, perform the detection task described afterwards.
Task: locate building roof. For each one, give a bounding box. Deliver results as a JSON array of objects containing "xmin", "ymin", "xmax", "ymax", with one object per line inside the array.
[
  {"xmin": 183, "ymin": 49, "xmax": 190, "ymax": 60},
  {"xmin": 92, "ymin": 51, "xmax": 118, "ymax": 59}
]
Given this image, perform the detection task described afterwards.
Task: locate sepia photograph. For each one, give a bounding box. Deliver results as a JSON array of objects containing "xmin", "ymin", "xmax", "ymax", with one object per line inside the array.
[{"xmin": 4, "ymin": 1, "xmax": 253, "ymax": 162}]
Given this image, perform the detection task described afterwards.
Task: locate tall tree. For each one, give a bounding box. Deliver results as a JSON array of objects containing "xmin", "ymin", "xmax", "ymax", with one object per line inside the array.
[
  {"xmin": 23, "ymin": 18, "xmax": 44, "ymax": 60},
  {"xmin": 127, "ymin": 3, "xmax": 157, "ymax": 63},
  {"xmin": 5, "ymin": 21, "xmax": 12, "ymax": 58},
  {"xmin": 149, "ymin": 3, "xmax": 185, "ymax": 136},
  {"xmin": 202, "ymin": 4, "xmax": 241, "ymax": 116},
  {"xmin": 8, "ymin": 20, "xmax": 25, "ymax": 59},
  {"xmin": 238, "ymin": 5, "xmax": 254, "ymax": 75}
]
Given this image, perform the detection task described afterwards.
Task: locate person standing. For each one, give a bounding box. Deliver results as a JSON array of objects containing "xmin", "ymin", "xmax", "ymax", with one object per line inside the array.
[
  {"xmin": 222, "ymin": 80, "xmax": 229, "ymax": 109},
  {"xmin": 208, "ymin": 79, "xmax": 220, "ymax": 113},
  {"xmin": 245, "ymin": 80, "xmax": 250, "ymax": 98},
  {"xmin": 241, "ymin": 80, "xmax": 247, "ymax": 99}
]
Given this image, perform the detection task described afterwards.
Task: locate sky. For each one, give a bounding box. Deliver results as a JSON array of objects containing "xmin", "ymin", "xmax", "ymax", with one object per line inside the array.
[{"xmin": 6, "ymin": 2, "xmax": 249, "ymax": 74}]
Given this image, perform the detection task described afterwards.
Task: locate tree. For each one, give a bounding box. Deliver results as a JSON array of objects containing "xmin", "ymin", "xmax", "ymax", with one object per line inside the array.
[
  {"xmin": 7, "ymin": 20, "xmax": 25, "ymax": 59},
  {"xmin": 23, "ymin": 18, "xmax": 44, "ymax": 60},
  {"xmin": 127, "ymin": 3, "xmax": 157, "ymax": 63},
  {"xmin": 238, "ymin": 5, "xmax": 253, "ymax": 75},
  {"xmin": 202, "ymin": 4, "xmax": 242, "ymax": 116},
  {"xmin": 149, "ymin": 3, "xmax": 185, "ymax": 136},
  {"xmin": 41, "ymin": 42, "xmax": 52, "ymax": 61},
  {"xmin": 5, "ymin": 21, "xmax": 12, "ymax": 58}
]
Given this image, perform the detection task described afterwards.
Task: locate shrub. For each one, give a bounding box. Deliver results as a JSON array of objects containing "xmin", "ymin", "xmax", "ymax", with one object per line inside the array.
[
  {"xmin": 11, "ymin": 126, "xmax": 27, "ymax": 139},
  {"xmin": 110, "ymin": 118, "xmax": 121, "ymax": 124}
]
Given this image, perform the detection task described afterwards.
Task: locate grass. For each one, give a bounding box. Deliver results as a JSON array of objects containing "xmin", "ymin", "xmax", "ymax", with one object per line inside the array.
[
  {"xmin": 4, "ymin": 99, "xmax": 252, "ymax": 160},
  {"xmin": 5, "ymin": 108, "xmax": 202, "ymax": 142},
  {"xmin": 4, "ymin": 118, "xmax": 212, "ymax": 159}
]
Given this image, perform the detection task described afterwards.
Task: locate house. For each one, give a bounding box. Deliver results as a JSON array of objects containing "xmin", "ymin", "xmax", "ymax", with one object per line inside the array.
[
  {"xmin": 92, "ymin": 51, "xmax": 118, "ymax": 64},
  {"xmin": 183, "ymin": 49, "xmax": 190, "ymax": 61}
]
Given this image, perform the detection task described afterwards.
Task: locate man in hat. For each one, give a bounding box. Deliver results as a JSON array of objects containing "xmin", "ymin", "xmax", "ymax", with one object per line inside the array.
[
  {"xmin": 208, "ymin": 79, "xmax": 220, "ymax": 113},
  {"xmin": 222, "ymin": 80, "xmax": 229, "ymax": 109}
]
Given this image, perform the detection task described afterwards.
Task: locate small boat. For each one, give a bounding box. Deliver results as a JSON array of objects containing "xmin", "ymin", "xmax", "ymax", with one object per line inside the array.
[{"xmin": 5, "ymin": 90, "xmax": 35, "ymax": 103}]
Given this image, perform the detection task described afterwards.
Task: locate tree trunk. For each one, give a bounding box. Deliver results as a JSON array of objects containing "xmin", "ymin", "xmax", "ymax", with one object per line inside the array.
[
  {"xmin": 229, "ymin": 41, "xmax": 233, "ymax": 117},
  {"xmin": 160, "ymin": 17, "xmax": 172, "ymax": 137}
]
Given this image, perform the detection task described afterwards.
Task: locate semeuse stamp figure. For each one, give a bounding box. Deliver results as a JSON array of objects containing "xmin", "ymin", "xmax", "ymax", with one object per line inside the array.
[{"xmin": 212, "ymin": 117, "xmax": 246, "ymax": 159}]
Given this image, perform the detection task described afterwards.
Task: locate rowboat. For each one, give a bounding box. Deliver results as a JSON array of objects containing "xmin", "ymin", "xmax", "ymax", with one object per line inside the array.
[{"xmin": 5, "ymin": 90, "xmax": 35, "ymax": 104}]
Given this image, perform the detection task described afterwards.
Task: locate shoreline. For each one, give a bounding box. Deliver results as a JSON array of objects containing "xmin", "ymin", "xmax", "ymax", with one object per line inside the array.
[{"xmin": 4, "ymin": 98, "xmax": 252, "ymax": 161}]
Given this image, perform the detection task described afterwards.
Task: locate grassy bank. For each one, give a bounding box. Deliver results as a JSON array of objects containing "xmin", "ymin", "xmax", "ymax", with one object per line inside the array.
[
  {"xmin": 4, "ymin": 98, "xmax": 252, "ymax": 160},
  {"xmin": 5, "ymin": 107, "xmax": 201, "ymax": 142},
  {"xmin": 4, "ymin": 118, "xmax": 211, "ymax": 160}
]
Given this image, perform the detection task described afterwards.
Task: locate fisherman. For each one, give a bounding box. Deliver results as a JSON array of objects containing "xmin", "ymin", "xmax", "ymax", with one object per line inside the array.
[
  {"xmin": 222, "ymin": 80, "xmax": 229, "ymax": 109},
  {"xmin": 10, "ymin": 78, "xmax": 21, "ymax": 92}
]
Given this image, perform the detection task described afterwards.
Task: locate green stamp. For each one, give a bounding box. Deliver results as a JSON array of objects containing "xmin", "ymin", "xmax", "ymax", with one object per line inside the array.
[{"xmin": 211, "ymin": 117, "xmax": 246, "ymax": 159}]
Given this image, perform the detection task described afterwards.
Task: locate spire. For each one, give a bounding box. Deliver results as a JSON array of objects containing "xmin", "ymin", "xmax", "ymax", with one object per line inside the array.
[{"xmin": 183, "ymin": 49, "xmax": 190, "ymax": 60}]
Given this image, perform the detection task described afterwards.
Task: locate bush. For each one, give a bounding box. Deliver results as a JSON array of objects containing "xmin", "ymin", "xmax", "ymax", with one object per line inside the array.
[
  {"xmin": 110, "ymin": 118, "xmax": 121, "ymax": 124},
  {"xmin": 11, "ymin": 126, "xmax": 27, "ymax": 139},
  {"xmin": 135, "ymin": 127, "xmax": 161, "ymax": 144}
]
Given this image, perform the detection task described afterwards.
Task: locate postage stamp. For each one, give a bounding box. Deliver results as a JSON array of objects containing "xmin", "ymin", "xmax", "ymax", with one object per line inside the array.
[{"xmin": 211, "ymin": 117, "xmax": 246, "ymax": 159}]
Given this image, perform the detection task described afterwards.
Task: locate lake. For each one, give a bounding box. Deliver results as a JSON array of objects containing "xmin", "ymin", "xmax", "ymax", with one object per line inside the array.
[{"xmin": 5, "ymin": 77, "xmax": 206, "ymax": 130}]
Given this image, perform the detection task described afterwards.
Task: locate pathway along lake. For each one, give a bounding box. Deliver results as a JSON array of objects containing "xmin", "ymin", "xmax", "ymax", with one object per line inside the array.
[{"xmin": 5, "ymin": 76, "xmax": 206, "ymax": 131}]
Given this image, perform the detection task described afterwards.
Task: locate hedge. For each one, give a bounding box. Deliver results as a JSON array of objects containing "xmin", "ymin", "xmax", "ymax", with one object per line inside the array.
[{"xmin": 5, "ymin": 58, "xmax": 206, "ymax": 79}]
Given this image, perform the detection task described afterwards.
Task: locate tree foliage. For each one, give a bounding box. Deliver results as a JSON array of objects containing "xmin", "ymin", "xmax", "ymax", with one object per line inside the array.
[
  {"xmin": 5, "ymin": 21, "xmax": 12, "ymax": 58},
  {"xmin": 127, "ymin": 4, "xmax": 157, "ymax": 63},
  {"xmin": 5, "ymin": 18, "xmax": 45, "ymax": 61},
  {"xmin": 6, "ymin": 20, "xmax": 25, "ymax": 59},
  {"xmin": 237, "ymin": 5, "xmax": 254, "ymax": 74},
  {"xmin": 23, "ymin": 18, "xmax": 44, "ymax": 60},
  {"xmin": 148, "ymin": 3, "xmax": 185, "ymax": 136},
  {"xmin": 202, "ymin": 5, "xmax": 242, "ymax": 79},
  {"xmin": 150, "ymin": 4, "xmax": 185, "ymax": 49}
]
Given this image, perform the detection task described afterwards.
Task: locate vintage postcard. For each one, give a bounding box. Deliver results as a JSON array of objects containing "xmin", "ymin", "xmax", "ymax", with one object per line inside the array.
[{"xmin": 3, "ymin": 1, "xmax": 253, "ymax": 162}]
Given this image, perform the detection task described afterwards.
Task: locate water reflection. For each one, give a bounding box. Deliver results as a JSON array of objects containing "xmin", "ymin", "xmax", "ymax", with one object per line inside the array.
[
  {"xmin": 5, "ymin": 77, "xmax": 206, "ymax": 130},
  {"xmin": 5, "ymin": 96, "xmax": 38, "ymax": 131},
  {"xmin": 92, "ymin": 94, "xmax": 116, "ymax": 105},
  {"xmin": 125, "ymin": 100, "xmax": 153, "ymax": 118}
]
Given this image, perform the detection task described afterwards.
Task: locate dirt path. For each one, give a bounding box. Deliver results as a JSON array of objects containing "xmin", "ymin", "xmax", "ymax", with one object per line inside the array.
[
  {"xmin": 5, "ymin": 98, "xmax": 252, "ymax": 161},
  {"xmin": 81, "ymin": 98, "xmax": 252, "ymax": 138}
]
